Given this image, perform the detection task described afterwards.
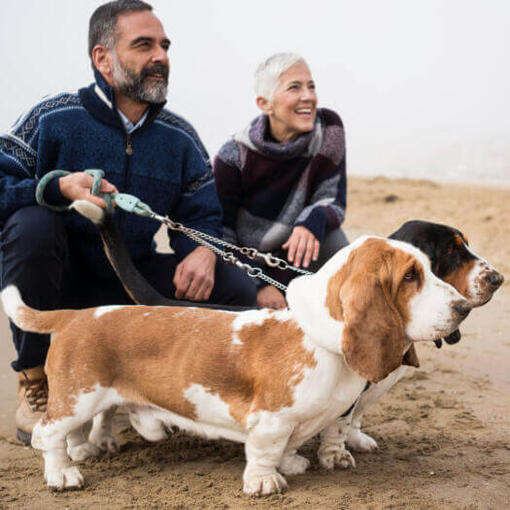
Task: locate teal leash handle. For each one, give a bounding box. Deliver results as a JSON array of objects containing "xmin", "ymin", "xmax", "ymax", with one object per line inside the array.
[
  {"xmin": 85, "ymin": 169, "xmax": 115, "ymax": 214},
  {"xmin": 35, "ymin": 170, "xmax": 72, "ymax": 212},
  {"xmin": 35, "ymin": 169, "xmax": 115, "ymax": 214}
]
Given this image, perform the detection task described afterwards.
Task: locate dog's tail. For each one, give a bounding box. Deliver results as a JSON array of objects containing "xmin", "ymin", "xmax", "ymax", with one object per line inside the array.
[
  {"xmin": 1, "ymin": 286, "xmax": 69, "ymax": 334},
  {"xmin": 71, "ymin": 200, "xmax": 254, "ymax": 312}
]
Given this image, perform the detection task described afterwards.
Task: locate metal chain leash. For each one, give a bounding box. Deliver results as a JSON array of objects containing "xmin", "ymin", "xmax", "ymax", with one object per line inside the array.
[
  {"xmin": 143, "ymin": 209, "xmax": 312, "ymax": 276},
  {"xmin": 35, "ymin": 170, "xmax": 313, "ymax": 291},
  {"xmin": 154, "ymin": 216, "xmax": 290, "ymax": 291}
]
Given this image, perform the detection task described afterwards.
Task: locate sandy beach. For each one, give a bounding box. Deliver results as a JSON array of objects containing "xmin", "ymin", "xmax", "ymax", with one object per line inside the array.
[{"xmin": 0, "ymin": 176, "xmax": 508, "ymax": 509}]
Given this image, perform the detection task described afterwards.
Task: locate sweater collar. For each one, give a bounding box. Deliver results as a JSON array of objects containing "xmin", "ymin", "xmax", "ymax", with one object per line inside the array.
[
  {"xmin": 234, "ymin": 111, "xmax": 323, "ymax": 161},
  {"xmin": 93, "ymin": 69, "xmax": 116, "ymax": 109},
  {"xmin": 78, "ymin": 69, "xmax": 167, "ymax": 129}
]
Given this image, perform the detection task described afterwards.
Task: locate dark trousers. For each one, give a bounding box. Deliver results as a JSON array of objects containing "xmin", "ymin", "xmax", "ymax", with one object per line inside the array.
[{"xmin": 0, "ymin": 206, "xmax": 257, "ymax": 372}]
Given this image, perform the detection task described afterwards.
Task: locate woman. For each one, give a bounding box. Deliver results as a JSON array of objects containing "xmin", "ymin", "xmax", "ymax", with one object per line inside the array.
[{"xmin": 214, "ymin": 53, "xmax": 348, "ymax": 308}]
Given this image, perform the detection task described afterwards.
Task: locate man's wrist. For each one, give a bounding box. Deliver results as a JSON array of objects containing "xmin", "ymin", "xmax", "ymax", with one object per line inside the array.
[{"xmin": 194, "ymin": 245, "xmax": 217, "ymax": 261}]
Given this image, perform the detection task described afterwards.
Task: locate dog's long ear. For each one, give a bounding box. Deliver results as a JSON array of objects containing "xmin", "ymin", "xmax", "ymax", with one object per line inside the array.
[{"xmin": 340, "ymin": 271, "xmax": 407, "ymax": 383}]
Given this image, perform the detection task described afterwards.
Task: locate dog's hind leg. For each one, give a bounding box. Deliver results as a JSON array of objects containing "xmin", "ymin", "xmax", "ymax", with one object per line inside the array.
[
  {"xmin": 88, "ymin": 406, "xmax": 120, "ymax": 453},
  {"xmin": 33, "ymin": 385, "xmax": 120, "ymax": 489},
  {"xmin": 33, "ymin": 418, "xmax": 86, "ymax": 490}
]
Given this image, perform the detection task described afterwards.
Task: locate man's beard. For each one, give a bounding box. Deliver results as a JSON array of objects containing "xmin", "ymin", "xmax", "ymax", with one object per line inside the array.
[{"xmin": 112, "ymin": 54, "xmax": 168, "ymax": 104}]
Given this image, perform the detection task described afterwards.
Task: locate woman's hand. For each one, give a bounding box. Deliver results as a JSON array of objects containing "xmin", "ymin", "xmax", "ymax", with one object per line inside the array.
[
  {"xmin": 257, "ymin": 285, "xmax": 287, "ymax": 309},
  {"xmin": 282, "ymin": 225, "xmax": 320, "ymax": 268}
]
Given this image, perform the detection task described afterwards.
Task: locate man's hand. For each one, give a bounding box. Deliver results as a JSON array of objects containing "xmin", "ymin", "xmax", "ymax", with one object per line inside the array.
[
  {"xmin": 59, "ymin": 172, "xmax": 118, "ymax": 209},
  {"xmin": 173, "ymin": 246, "xmax": 217, "ymax": 301},
  {"xmin": 282, "ymin": 225, "xmax": 320, "ymax": 268},
  {"xmin": 257, "ymin": 285, "xmax": 287, "ymax": 309}
]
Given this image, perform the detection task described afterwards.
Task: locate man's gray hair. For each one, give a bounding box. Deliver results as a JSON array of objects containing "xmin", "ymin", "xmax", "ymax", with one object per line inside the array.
[
  {"xmin": 88, "ymin": 0, "xmax": 153, "ymax": 58},
  {"xmin": 254, "ymin": 53, "xmax": 308, "ymax": 101}
]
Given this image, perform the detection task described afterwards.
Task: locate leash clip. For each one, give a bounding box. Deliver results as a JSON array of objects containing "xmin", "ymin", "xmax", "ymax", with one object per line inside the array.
[
  {"xmin": 262, "ymin": 253, "xmax": 289, "ymax": 270},
  {"xmin": 114, "ymin": 193, "xmax": 152, "ymax": 216}
]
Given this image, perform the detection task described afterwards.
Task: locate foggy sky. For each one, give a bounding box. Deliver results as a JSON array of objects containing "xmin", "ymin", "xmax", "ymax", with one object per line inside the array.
[{"xmin": 1, "ymin": 0, "xmax": 509, "ymax": 182}]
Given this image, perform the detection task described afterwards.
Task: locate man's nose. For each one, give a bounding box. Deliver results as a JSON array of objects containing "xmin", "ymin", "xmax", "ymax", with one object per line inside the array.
[{"xmin": 152, "ymin": 46, "xmax": 169, "ymax": 64}]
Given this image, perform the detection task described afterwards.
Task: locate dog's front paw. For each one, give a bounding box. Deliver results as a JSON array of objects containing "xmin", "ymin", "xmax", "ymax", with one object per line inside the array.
[
  {"xmin": 346, "ymin": 430, "xmax": 378, "ymax": 452},
  {"xmin": 89, "ymin": 432, "xmax": 119, "ymax": 454},
  {"xmin": 46, "ymin": 466, "xmax": 84, "ymax": 490},
  {"xmin": 279, "ymin": 453, "xmax": 310, "ymax": 476},
  {"xmin": 67, "ymin": 441, "xmax": 102, "ymax": 462},
  {"xmin": 318, "ymin": 445, "xmax": 356, "ymax": 470},
  {"xmin": 243, "ymin": 472, "xmax": 288, "ymax": 496}
]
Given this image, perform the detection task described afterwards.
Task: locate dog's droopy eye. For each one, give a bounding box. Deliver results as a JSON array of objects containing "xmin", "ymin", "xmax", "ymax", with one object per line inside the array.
[{"xmin": 403, "ymin": 268, "xmax": 417, "ymax": 281}]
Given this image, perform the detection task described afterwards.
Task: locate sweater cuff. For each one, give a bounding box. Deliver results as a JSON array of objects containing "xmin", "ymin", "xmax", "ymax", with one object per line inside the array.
[
  {"xmin": 295, "ymin": 209, "xmax": 328, "ymax": 243},
  {"xmin": 43, "ymin": 177, "xmax": 71, "ymax": 207}
]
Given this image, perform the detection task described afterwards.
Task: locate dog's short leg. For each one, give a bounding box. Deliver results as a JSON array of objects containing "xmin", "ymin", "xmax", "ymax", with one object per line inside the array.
[
  {"xmin": 66, "ymin": 426, "xmax": 102, "ymax": 461},
  {"xmin": 33, "ymin": 419, "xmax": 85, "ymax": 490},
  {"xmin": 278, "ymin": 448, "xmax": 310, "ymax": 476},
  {"xmin": 345, "ymin": 417, "xmax": 378, "ymax": 453},
  {"xmin": 243, "ymin": 421, "xmax": 293, "ymax": 496},
  {"xmin": 318, "ymin": 420, "xmax": 356, "ymax": 470},
  {"xmin": 345, "ymin": 367, "xmax": 408, "ymax": 452},
  {"xmin": 88, "ymin": 407, "xmax": 119, "ymax": 453}
]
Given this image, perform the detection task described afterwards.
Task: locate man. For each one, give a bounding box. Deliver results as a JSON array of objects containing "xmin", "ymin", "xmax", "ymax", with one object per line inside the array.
[{"xmin": 0, "ymin": 0, "xmax": 256, "ymax": 445}]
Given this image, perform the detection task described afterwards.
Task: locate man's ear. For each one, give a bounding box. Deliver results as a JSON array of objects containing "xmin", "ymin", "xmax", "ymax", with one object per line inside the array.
[
  {"xmin": 256, "ymin": 96, "xmax": 273, "ymax": 115},
  {"xmin": 92, "ymin": 45, "xmax": 114, "ymax": 84}
]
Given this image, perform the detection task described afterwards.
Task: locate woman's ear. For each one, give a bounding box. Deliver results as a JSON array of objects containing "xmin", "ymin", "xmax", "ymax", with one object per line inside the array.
[
  {"xmin": 340, "ymin": 273, "xmax": 407, "ymax": 383},
  {"xmin": 256, "ymin": 96, "xmax": 273, "ymax": 115}
]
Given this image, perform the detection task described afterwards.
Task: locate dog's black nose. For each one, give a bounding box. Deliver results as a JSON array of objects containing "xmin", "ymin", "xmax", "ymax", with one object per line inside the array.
[
  {"xmin": 453, "ymin": 300, "xmax": 472, "ymax": 318},
  {"xmin": 444, "ymin": 329, "xmax": 462, "ymax": 344},
  {"xmin": 488, "ymin": 271, "xmax": 504, "ymax": 289}
]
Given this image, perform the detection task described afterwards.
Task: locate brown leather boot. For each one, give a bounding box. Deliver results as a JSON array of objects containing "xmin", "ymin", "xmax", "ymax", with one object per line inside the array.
[{"xmin": 16, "ymin": 365, "xmax": 48, "ymax": 445}]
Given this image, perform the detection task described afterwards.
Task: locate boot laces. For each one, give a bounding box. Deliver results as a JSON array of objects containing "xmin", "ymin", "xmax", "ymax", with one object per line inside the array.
[{"xmin": 22, "ymin": 374, "xmax": 48, "ymax": 413}]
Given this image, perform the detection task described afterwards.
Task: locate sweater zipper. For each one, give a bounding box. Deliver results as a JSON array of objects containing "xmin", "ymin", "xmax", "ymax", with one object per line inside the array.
[
  {"xmin": 119, "ymin": 132, "xmax": 133, "ymax": 233},
  {"xmin": 126, "ymin": 133, "xmax": 133, "ymax": 155}
]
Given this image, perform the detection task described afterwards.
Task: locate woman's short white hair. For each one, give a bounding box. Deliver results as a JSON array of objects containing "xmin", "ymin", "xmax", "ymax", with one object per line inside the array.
[{"xmin": 254, "ymin": 52, "xmax": 309, "ymax": 101}]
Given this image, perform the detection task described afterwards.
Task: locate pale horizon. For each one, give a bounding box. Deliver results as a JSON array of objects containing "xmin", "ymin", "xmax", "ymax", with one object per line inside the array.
[{"xmin": 1, "ymin": 0, "xmax": 509, "ymax": 183}]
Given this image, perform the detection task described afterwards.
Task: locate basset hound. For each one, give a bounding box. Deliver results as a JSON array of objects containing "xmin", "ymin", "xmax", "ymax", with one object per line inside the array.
[
  {"xmin": 332, "ymin": 220, "xmax": 503, "ymax": 459},
  {"xmin": 1, "ymin": 235, "xmax": 472, "ymax": 495},
  {"xmin": 73, "ymin": 202, "xmax": 504, "ymax": 470}
]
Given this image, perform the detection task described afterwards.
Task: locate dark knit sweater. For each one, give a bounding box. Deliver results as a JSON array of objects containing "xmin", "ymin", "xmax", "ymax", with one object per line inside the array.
[
  {"xmin": 213, "ymin": 108, "xmax": 346, "ymax": 253},
  {"xmin": 0, "ymin": 71, "xmax": 222, "ymax": 277}
]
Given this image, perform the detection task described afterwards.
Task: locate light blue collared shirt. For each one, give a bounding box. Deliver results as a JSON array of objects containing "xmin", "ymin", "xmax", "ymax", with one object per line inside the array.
[{"xmin": 117, "ymin": 108, "xmax": 149, "ymax": 134}]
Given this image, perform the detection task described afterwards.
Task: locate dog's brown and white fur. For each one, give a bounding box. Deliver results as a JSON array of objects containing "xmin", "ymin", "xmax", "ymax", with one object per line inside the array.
[
  {"xmin": 71, "ymin": 203, "xmax": 504, "ymax": 475},
  {"xmin": 2, "ymin": 235, "xmax": 472, "ymax": 494}
]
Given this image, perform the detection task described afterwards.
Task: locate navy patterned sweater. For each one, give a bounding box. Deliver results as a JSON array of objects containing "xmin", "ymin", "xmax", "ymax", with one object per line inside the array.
[{"xmin": 0, "ymin": 71, "xmax": 222, "ymax": 277}]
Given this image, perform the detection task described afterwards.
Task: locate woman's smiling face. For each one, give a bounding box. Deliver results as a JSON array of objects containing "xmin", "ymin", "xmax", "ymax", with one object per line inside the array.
[{"xmin": 259, "ymin": 62, "xmax": 318, "ymax": 142}]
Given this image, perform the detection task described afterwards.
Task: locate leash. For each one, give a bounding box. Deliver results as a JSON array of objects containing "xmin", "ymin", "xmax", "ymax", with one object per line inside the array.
[{"xmin": 35, "ymin": 170, "xmax": 313, "ymax": 291}]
